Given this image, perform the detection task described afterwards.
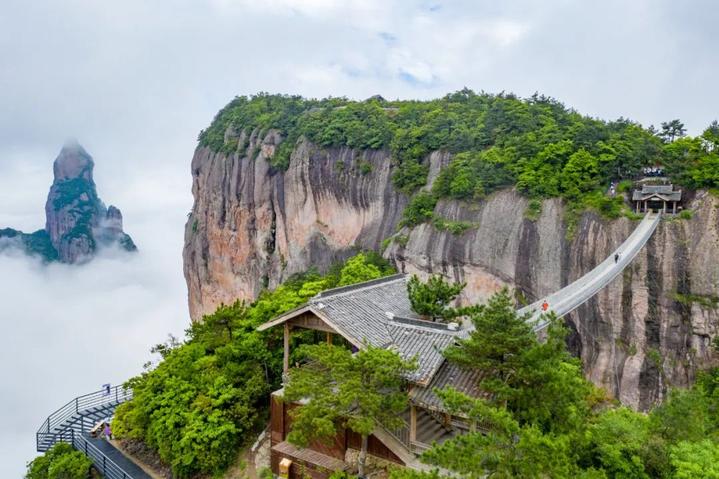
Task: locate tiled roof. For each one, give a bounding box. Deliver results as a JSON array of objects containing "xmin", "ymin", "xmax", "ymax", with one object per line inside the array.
[
  {"xmin": 259, "ymin": 274, "xmax": 466, "ymax": 386},
  {"xmin": 409, "ymin": 360, "xmax": 487, "ymax": 412},
  {"xmin": 632, "ymin": 184, "xmax": 682, "ymax": 201}
]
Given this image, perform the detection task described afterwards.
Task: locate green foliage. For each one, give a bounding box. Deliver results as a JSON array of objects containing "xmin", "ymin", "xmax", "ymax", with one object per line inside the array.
[
  {"xmin": 407, "ymin": 274, "xmax": 473, "ymax": 321},
  {"xmin": 399, "ymin": 192, "xmax": 437, "ymax": 227},
  {"xmin": 113, "ymin": 253, "xmax": 395, "ymax": 477},
  {"xmin": 336, "ymin": 253, "xmax": 385, "ymax": 286},
  {"xmin": 674, "ymin": 292, "xmax": 719, "ymax": 310},
  {"xmin": 584, "ymin": 407, "xmax": 651, "ymax": 478},
  {"xmin": 617, "ymin": 180, "xmax": 634, "ymax": 193},
  {"xmin": 199, "ymin": 90, "xmax": 673, "ymax": 199},
  {"xmin": 283, "ymin": 343, "xmax": 416, "ymax": 476},
  {"xmin": 431, "ymin": 217, "xmax": 476, "ymax": 235},
  {"xmin": 525, "ymin": 198, "xmax": 543, "ymax": 221},
  {"xmin": 415, "ymin": 288, "xmax": 719, "ymax": 478},
  {"xmin": 26, "ymin": 442, "xmax": 92, "ymax": 479},
  {"xmin": 670, "ymin": 440, "xmax": 719, "ymax": 479},
  {"xmin": 433, "ymin": 148, "xmax": 514, "ymax": 199},
  {"xmin": 444, "ymin": 289, "xmax": 594, "ymax": 432},
  {"xmin": 358, "ymin": 160, "xmax": 373, "ymax": 175},
  {"xmin": 678, "ymin": 209, "xmax": 694, "ymax": 220},
  {"xmin": 51, "ymin": 177, "xmax": 97, "ymax": 210}
]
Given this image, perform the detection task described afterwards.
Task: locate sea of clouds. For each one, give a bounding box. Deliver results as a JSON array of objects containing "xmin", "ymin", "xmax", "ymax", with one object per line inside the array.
[{"xmin": 0, "ymin": 157, "xmax": 191, "ymax": 477}]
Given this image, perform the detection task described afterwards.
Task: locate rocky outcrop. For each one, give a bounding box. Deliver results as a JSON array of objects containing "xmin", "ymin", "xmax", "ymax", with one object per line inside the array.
[
  {"xmin": 0, "ymin": 140, "xmax": 136, "ymax": 263},
  {"xmin": 184, "ymin": 131, "xmax": 719, "ymax": 410}
]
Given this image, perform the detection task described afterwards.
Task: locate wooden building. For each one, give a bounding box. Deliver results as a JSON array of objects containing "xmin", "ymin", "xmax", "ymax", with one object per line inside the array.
[
  {"xmin": 632, "ymin": 184, "xmax": 682, "ymax": 213},
  {"xmin": 258, "ymin": 275, "xmax": 483, "ymax": 478}
]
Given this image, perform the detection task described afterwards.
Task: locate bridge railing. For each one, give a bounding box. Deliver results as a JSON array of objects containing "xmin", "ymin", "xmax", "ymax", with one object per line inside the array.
[
  {"xmin": 38, "ymin": 385, "xmax": 132, "ymax": 435},
  {"xmin": 44, "ymin": 431, "xmax": 135, "ymax": 479}
]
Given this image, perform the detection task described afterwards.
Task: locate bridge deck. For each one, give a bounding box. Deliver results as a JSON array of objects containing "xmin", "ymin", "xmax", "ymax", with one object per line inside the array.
[
  {"xmin": 519, "ymin": 212, "xmax": 662, "ymax": 330},
  {"xmin": 83, "ymin": 434, "xmax": 152, "ymax": 479}
]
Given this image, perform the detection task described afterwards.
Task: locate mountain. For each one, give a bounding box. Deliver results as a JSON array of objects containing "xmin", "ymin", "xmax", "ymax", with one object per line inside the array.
[
  {"xmin": 0, "ymin": 140, "xmax": 137, "ymax": 263},
  {"xmin": 183, "ymin": 93, "xmax": 719, "ymax": 410}
]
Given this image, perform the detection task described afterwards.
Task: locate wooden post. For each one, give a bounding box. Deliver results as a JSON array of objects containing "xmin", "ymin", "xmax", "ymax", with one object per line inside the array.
[
  {"xmin": 326, "ymin": 332, "xmax": 332, "ymax": 345},
  {"xmin": 644, "ymin": 200, "xmax": 647, "ymax": 212},
  {"xmin": 663, "ymin": 201, "xmax": 667, "ymax": 213},
  {"xmin": 673, "ymin": 202, "xmax": 677, "ymax": 214},
  {"xmin": 283, "ymin": 323, "xmax": 290, "ymax": 374},
  {"xmin": 409, "ymin": 405, "xmax": 417, "ymax": 445}
]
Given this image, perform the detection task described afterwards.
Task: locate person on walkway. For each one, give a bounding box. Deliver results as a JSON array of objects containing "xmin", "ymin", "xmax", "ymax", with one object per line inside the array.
[
  {"xmin": 614, "ymin": 253, "xmax": 620, "ymax": 263},
  {"xmin": 104, "ymin": 422, "xmax": 113, "ymax": 441}
]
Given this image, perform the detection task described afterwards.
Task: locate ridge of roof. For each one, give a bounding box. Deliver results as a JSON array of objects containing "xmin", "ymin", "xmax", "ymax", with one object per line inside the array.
[
  {"xmin": 312, "ymin": 273, "xmax": 407, "ymax": 301},
  {"xmin": 388, "ymin": 315, "xmax": 458, "ymax": 333}
]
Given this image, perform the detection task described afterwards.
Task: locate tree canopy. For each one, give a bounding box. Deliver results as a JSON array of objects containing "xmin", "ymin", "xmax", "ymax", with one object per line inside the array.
[
  {"xmin": 283, "ymin": 343, "xmax": 416, "ymax": 477},
  {"xmin": 112, "ymin": 252, "xmax": 394, "ymax": 478},
  {"xmin": 25, "ymin": 442, "xmax": 92, "ymax": 479},
  {"xmin": 395, "ymin": 289, "xmax": 719, "ymax": 479}
]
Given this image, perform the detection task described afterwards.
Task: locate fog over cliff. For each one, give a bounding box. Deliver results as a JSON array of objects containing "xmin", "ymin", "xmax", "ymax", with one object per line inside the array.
[{"xmin": 0, "ymin": 160, "xmax": 190, "ymax": 476}]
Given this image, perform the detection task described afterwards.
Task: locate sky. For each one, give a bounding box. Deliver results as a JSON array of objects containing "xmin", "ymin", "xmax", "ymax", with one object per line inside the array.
[{"xmin": 0, "ymin": 0, "xmax": 717, "ymax": 476}]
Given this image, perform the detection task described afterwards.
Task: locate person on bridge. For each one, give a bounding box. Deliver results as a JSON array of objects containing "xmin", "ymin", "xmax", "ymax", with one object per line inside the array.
[
  {"xmin": 541, "ymin": 301, "xmax": 549, "ymax": 311},
  {"xmin": 104, "ymin": 423, "xmax": 113, "ymax": 441},
  {"xmin": 614, "ymin": 253, "xmax": 620, "ymax": 263}
]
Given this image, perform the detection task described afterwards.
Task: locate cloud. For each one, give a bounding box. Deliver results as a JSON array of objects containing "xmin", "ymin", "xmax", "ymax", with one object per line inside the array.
[{"xmin": 0, "ymin": 216, "xmax": 189, "ymax": 477}]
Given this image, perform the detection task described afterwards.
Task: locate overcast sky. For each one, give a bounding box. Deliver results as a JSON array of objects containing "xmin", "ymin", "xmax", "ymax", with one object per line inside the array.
[{"xmin": 1, "ymin": 0, "xmax": 717, "ymax": 476}]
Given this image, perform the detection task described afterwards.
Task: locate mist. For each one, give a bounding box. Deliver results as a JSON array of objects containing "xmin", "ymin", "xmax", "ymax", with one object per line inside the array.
[{"xmin": 0, "ymin": 170, "xmax": 191, "ymax": 476}]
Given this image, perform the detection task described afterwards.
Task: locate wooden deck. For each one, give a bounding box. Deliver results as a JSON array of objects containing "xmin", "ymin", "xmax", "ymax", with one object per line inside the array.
[{"xmin": 272, "ymin": 441, "xmax": 349, "ymax": 472}]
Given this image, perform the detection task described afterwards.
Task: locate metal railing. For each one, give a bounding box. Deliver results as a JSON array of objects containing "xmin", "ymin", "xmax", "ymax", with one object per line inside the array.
[
  {"xmin": 518, "ymin": 211, "xmax": 662, "ymax": 331},
  {"xmin": 35, "ymin": 385, "xmax": 136, "ymax": 478},
  {"xmin": 47, "ymin": 430, "xmax": 135, "ymax": 479},
  {"xmin": 37, "ymin": 385, "xmax": 132, "ymax": 437}
]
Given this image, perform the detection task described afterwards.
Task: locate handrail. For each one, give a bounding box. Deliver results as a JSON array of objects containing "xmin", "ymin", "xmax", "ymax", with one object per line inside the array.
[
  {"xmin": 37, "ymin": 385, "xmax": 132, "ymax": 435},
  {"xmin": 35, "ymin": 385, "xmax": 136, "ymax": 478},
  {"xmin": 518, "ymin": 212, "xmax": 662, "ymax": 331}
]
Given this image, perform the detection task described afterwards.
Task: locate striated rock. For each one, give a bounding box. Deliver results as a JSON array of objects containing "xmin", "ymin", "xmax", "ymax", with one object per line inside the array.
[
  {"xmin": 0, "ymin": 140, "xmax": 137, "ymax": 263},
  {"xmin": 184, "ymin": 133, "xmax": 719, "ymax": 409}
]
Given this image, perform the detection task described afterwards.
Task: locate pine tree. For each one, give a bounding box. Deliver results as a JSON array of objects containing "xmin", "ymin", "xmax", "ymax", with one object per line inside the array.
[{"xmin": 283, "ymin": 343, "xmax": 416, "ymax": 477}]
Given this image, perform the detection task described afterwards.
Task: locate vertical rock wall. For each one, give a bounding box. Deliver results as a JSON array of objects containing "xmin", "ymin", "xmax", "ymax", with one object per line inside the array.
[{"xmin": 184, "ymin": 132, "xmax": 719, "ymax": 409}]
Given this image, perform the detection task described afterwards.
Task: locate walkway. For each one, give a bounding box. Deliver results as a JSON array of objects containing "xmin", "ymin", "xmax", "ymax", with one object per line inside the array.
[
  {"xmin": 36, "ymin": 385, "xmax": 148, "ymax": 479},
  {"xmin": 83, "ymin": 434, "xmax": 151, "ymax": 479},
  {"xmin": 518, "ymin": 212, "xmax": 662, "ymax": 331}
]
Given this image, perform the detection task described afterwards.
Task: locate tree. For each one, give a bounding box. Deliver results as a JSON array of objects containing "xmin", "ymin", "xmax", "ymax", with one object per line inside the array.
[
  {"xmin": 670, "ymin": 440, "xmax": 719, "ymax": 479},
  {"xmin": 26, "ymin": 442, "xmax": 92, "ymax": 479},
  {"xmin": 659, "ymin": 119, "xmax": 687, "ymax": 142},
  {"xmin": 560, "ymin": 148, "xmax": 599, "ymax": 199},
  {"xmin": 420, "ymin": 388, "xmax": 590, "ymax": 478},
  {"xmin": 443, "ymin": 289, "xmax": 596, "ymax": 432},
  {"xmin": 406, "ymin": 274, "xmax": 469, "ymax": 321},
  {"xmin": 584, "ymin": 407, "xmax": 650, "ymax": 479},
  {"xmin": 337, "ymin": 253, "xmax": 383, "ymax": 286},
  {"xmin": 283, "ymin": 343, "xmax": 416, "ymax": 477}
]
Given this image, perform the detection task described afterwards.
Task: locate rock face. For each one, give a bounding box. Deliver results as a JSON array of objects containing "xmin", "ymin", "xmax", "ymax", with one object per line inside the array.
[
  {"xmin": 0, "ymin": 141, "xmax": 136, "ymax": 263},
  {"xmin": 184, "ymin": 131, "xmax": 719, "ymax": 410}
]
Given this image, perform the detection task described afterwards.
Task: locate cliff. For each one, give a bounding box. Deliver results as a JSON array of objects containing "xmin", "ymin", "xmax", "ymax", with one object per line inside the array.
[
  {"xmin": 0, "ymin": 141, "xmax": 137, "ymax": 263},
  {"xmin": 184, "ymin": 130, "xmax": 719, "ymax": 410}
]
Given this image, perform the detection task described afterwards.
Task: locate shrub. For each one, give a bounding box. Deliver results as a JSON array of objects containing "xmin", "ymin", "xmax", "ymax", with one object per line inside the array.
[
  {"xmin": 399, "ymin": 192, "xmax": 437, "ymax": 228},
  {"xmin": 26, "ymin": 442, "xmax": 92, "ymax": 479},
  {"xmin": 525, "ymin": 199, "xmax": 542, "ymax": 221}
]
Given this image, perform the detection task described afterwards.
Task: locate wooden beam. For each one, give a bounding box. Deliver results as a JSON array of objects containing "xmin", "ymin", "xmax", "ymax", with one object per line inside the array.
[
  {"xmin": 410, "ymin": 405, "xmax": 417, "ymax": 444},
  {"xmin": 283, "ymin": 323, "xmax": 290, "ymax": 375},
  {"xmin": 290, "ymin": 313, "xmax": 337, "ymax": 333}
]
